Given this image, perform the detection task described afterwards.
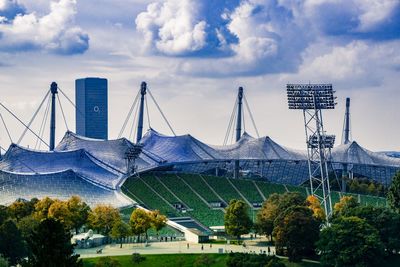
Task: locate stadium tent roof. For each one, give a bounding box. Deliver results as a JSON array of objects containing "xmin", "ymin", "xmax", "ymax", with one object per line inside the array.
[
  {"xmin": 0, "ymin": 144, "xmax": 121, "ymax": 189},
  {"xmin": 0, "ymin": 169, "xmax": 132, "ymax": 208},
  {"xmin": 140, "ymin": 129, "xmax": 222, "ymax": 163},
  {"xmin": 56, "ymin": 131, "xmax": 159, "ymax": 172},
  {"xmin": 331, "ymin": 141, "xmax": 400, "ymax": 167},
  {"xmin": 212, "ymin": 132, "xmax": 307, "ymax": 161}
]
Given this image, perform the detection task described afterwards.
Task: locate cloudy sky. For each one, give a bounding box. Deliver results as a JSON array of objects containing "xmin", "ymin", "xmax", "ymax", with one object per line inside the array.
[{"xmin": 0, "ymin": 0, "xmax": 399, "ymax": 152}]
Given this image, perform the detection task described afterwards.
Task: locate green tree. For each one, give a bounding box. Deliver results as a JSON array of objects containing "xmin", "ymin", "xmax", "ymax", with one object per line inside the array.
[
  {"xmin": 27, "ymin": 218, "xmax": 82, "ymax": 267},
  {"xmin": 33, "ymin": 197, "xmax": 55, "ymax": 220},
  {"xmin": 149, "ymin": 210, "xmax": 167, "ymax": 239},
  {"xmin": 0, "ymin": 255, "xmax": 9, "ymax": 267},
  {"xmin": 67, "ymin": 196, "xmax": 91, "ymax": 234},
  {"xmin": 95, "ymin": 256, "xmax": 121, "ymax": 267},
  {"xmin": 333, "ymin": 195, "xmax": 359, "ymax": 218},
  {"xmin": 17, "ymin": 215, "xmax": 40, "ymax": 240},
  {"xmin": 276, "ymin": 192, "xmax": 305, "ymax": 212},
  {"xmin": 111, "ymin": 220, "xmax": 131, "ymax": 248},
  {"xmin": 88, "ymin": 205, "xmax": 121, "ymax": 236},
  {"xmin": 0, "ymin": 206, "xmax": 9, "ymax": 225},
  {"xmin": 317, "ymin": 216, "xmax": 384, "ymax": 267},
  {"xmin": 255, "ymin": 193, "xmax": 280, "ymax": 239},
  {"xmin": 0, "ymin": 220, "xmax": 26, "ymax": 265},
  {"xmin": 273, "ymin": 206, "xmax": 320, "ymax": 262},
  {"xmin": 8, "ymin": 198, "xmax": 36, "ymax": 221},
  {"xmin": 48, "ymin": 200, "xmax": 74, "ymax": 230},
  {"xmin": 129, "ymin": 209, "xmax": 152, "ymax": 242},
  {"xmin": 224, "ymin": 199, "xmax": 252, "ymax": 240},
  {"xmin": 388, "ymin": 171, "xmax": 400, "ymax": 213}
]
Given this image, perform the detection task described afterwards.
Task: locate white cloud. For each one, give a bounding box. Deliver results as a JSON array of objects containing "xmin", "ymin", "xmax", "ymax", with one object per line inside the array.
[
  {"xmin": 135, "ymin": 0, "xmax": 207, "ymax": 56},
  {"xmin": 0, "ymin": 0, "xmax": 89, "ymax": 54}
]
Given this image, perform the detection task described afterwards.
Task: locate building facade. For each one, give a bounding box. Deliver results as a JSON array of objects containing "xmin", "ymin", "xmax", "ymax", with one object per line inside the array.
[{"xmin": 75, "ymin": 77, "xmax": 108, "ymax": 139}]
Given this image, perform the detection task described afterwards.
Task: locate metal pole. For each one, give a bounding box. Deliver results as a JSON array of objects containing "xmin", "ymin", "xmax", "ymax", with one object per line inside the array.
[
  {"xmin": 136, "ymin": 82, "xmax": 147, "ymax": 143},
  {"xmin": 234, "ymin": 87, "xmax": 243, "ymax": 178},
  {"xmin": 49, "ymin": 82, "xmax": 58, "ymax": 151}
]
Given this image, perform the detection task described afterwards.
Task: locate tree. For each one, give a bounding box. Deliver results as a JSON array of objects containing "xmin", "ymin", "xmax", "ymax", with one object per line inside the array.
[
  {"xmin": 33, "ymin": 197, "xmax": 55, "ymax": 220},
  {"xmin": 0, "ymin": 206, "xmax": 9, "ymax": 225},
  {"xmin": 67, "ymin": 196, "xmax": 91, "ymax": 234},
  {"xmin": 224, "ymin": 199, "xmax": 252, "ymax": 240},
  {"xmin": 0, "ymin": 220, "xmax": 27, "ymax": 265},
  {"xmin": 388, "ymin": 171, "xmax": 400, "ymax": 213},
  {"xmin": 8, "ymin": 198, "xmax": 36, "ymax": 221},
  {"xmin": 149, "ymin": 210, "xmax": 167, "ymax": 238},
  {"xmin": 276, "ymin": 192, "xmax": 305, "ymax": 212},
  {"xmin": 338, "ymin": 205, "xmax": 400, "ymax": 254},
  {"xmin": 333, "ymin": 195, "xmax": 359, "ymax": 218},
  {"xmin": 306, "ymin": 195, "xmax": 325, "ymax": 222},
  {"xmin": 255, "ymin": 193, "xmax": 280, "ymax": 239},
  {"xmin": 317, "ymin": 216, "xmax": 384, "ymax": 267},
  {"xmin": 273, "ymin": 206, "xmax": 320, "ymax": 262},
  {"xmin": 27, "ymin": 218, "xmax": 82, "ymax": 267},
  {"xmin": 129, "ymin": 209, "xmax": 152, "ymax": 242},
  {"xmin": 48, "ymin": 200, "xmax": 74, "ymax": 230},
  {"xmin": 17, "ymin": 215, "xmax": 40, "ymax": 240},
  {"xmin": 0, "ymin": 255, "xmax": 9, "ymax": 267},
  {"xmin": 88, "ymin": 205, "xmax": 121, "ymax": 236},
  {"xmin": 111, "ymin": 220, "xmax": 131, "ymax": 248}
]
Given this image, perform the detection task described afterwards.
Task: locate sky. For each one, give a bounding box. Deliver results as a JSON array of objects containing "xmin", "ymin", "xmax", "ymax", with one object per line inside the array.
[{"xmin": 0, "ymin": 0, "xmax": 399, "ymax": 152}]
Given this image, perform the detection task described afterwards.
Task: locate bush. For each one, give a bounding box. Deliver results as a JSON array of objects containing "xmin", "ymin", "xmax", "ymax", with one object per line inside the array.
[
  {"xmin": 0, "ymin": 255, "xmax": 9, "ymax": 267},
  {"xmin": 95, "ymin": 257, "xmax": 121, "ymax": 267},
  {"xmin": 226, "ymin": 253, "xmax": 273, "ymax": 267},
  {"xmin": 131, "ymin": 253, "xmax": 146, "ymax": 265},
  {"xmin": 265, "ymin": 257, "xmax": 285, "ymax": 267}
]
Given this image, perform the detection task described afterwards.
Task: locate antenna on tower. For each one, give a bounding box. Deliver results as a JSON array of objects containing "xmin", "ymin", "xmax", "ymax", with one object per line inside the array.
[
  {"xmin": 136, "ymin": 82, "xmax": 147, "ymax": 143},
  {"xmin": 341, "ymin": 97, "xmax": 351, "ymax": 145},
  {"xmin": 49, "ymin": 82, "xmax": 58, "ymax": 151}
]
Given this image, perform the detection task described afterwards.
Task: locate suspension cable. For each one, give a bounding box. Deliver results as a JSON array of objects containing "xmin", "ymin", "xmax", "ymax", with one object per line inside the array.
[
  {"xmin": 244, "ymin": 95, "xmax": 260, "ymax": 138},
  {"xmin": 147, "ymin": 88, "xmax": 176, "ymax": 136},
  {"xmin": 223, "ymin": 98, "xmax": 237, "ymax": 145},
  {"xmin": 38, "ymin": 96, "xmax": 51, "ymax": 150},
  {"xmin": 17, "ymin": 90, "xmax": 50, "ymax": 144},
  {"xmin": 57, "ymin": 94, "xmax": 69, "ymax": 130},
  {"xmin": 0, "ymin": 102, "xmax": 49, "ymax": 148},
  {"xmin": 0, "ymin": 112, "xmax": 13, "ymax": 143},
  {"xmin": 129, "ymin": 99, "xmax": 140, "ymax": 141},
  {"xmin": 57, "ymin": 87, "xmax": 85, "ymax": 119},
  {"xmin": 118, "ymin": 90, "xmax": 140, "ymax": 138},
  {"xmin": 145, "ymin": 94, "xmax": 151, "ymax": 129},
  {"xmin": 35, "ymin": 95, "xmax": 51, "ymax": 149}
]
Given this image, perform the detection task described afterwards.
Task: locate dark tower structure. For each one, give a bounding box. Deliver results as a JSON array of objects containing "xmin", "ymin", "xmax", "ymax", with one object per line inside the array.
[
  {"xmin": 49, "ymin": 82, "xmax": 58, "ymax": 151},
  {"xmin": 234, "ymin": 87, "xmax": 244, "ymax": 178},
  {"xmin": 136, "ymin": 82, "xmax": 147, "ymax": 143},
  {"xmin": 342, "ymin": 97, "xmax": 351, "ymax": 144}
]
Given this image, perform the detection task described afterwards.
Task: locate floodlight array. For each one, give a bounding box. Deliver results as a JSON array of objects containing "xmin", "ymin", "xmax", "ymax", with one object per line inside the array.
[
  {"xmin": 308, "ymin": 135, "xmax": 335, "ymax": 149},
  {"xmin": 287, "ymin": 84, "xmax": 336, "ymax": 110}
]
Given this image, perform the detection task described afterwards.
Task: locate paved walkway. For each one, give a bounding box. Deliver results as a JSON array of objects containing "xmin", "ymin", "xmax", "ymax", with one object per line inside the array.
[{"xmin": 77, "ymin": 240, "xmax": 276, "ymax": 259}]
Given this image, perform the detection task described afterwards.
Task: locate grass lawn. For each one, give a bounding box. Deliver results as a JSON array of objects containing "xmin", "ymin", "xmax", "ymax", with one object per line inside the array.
[{"xmin": 82, "ymin": 254, "xmax": 320, "ymax": 267}]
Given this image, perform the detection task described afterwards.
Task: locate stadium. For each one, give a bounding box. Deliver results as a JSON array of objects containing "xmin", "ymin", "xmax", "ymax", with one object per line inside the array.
[{"xmin": 0, "ymin": 81, "xmax": 399, "ymax": 232}]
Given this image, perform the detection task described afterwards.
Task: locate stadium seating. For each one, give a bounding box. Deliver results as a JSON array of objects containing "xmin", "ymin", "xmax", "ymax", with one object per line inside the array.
[{"xmin": 230, "ymin": 179, "xmax": 264, "ymax": 203}]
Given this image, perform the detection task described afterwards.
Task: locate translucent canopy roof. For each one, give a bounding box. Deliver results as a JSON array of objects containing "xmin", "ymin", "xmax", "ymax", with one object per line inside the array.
[
  {"xmin": 331, "ymin": 141, "xmax": 400, "ymax": 167},
  {"xmin": 212, "ymin": 132, "xmax": 307, "ymax": 161}
]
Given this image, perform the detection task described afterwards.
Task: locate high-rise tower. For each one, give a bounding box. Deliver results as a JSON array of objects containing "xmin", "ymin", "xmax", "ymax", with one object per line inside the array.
[{"xmin": 75, "ymin": 77, "xmax": 108, "ymax": 139}]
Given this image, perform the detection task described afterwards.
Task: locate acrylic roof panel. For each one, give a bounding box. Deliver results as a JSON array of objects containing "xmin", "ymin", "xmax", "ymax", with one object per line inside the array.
[
  {"xmin": 331, "ymin": 141, "xmax": 400, "ymax": 167},
  {"xmin": 0, "ymin": 169, "xmax": 132, "ymax": 208},
  {"xmin": 55, "ymin": 131, "xmax": 157, "ymax": 172},
  {"xmin": 212, "ymin": 132, "xmax": 307, "ymax": 161},
  {"xmin": 0, "ymin": 144, "xmax": 121, "ymax": 189},
  {"xmin": 140, "ymin": 129, "xmax": 222, "ymax": 162}
]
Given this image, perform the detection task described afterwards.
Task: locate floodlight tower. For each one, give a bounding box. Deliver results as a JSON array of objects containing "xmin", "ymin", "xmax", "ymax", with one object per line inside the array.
[
  {"xmin": 125, "ymin": 144, "xmax": 143, "ymax": 175},
  {"xmin": 136, "ymin": 82, "xmax": 147, "ymax": 143},
  {"xmin": 49, "ymin": 82, "xmax": 58, "ymax": 151},
  {"xmin": 286, "ymin": 84, "xmax": 337, "ymax": 220},
  {"xmin": 234, "ymin": 87, "xmax": 244, "ymax": 178}
]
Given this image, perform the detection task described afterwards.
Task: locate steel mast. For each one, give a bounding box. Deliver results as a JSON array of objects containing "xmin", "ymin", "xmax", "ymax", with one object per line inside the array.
[
  {"xmin": 234, "ymin": 87, "xmax": 244, "ymax": 178},
  {"xmin": 49, "ymin": 82, "xmax": 58, "ymax": 151},
  {"xmin": 136, "ymin": 82, "xmax": 147, "ymax": 143}
]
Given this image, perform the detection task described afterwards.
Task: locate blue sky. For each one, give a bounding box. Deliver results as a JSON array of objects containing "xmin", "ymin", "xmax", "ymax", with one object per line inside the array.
[{"xmin": 0, "ymin": 0, "xmax": 399, "ymax": 151}]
